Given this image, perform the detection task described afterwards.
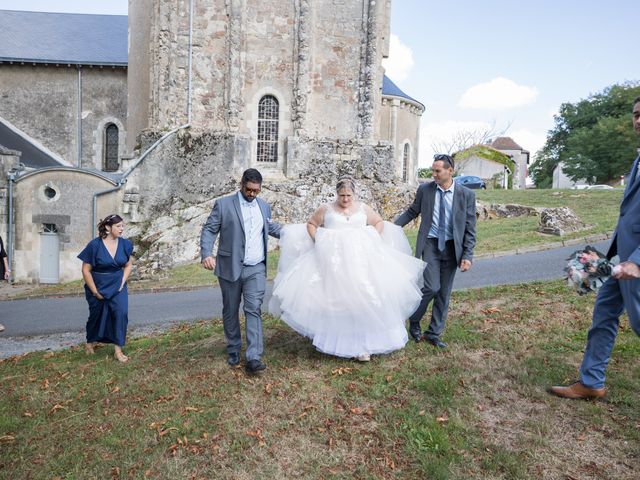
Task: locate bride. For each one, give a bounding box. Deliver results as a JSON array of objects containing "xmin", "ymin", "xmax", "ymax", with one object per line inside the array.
[{"xmin": 269, "ymin": 177, "xmax": 426, "ymax": 361}]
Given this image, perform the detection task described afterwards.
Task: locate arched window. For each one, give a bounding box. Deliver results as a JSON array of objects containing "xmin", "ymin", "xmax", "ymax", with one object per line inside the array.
[
  {"xmin": 257, "ymin": 95, "xmax": 279, "ymax": 163},
  {"xmin": 402, "ymin": 143, "xmax": 410, "ymax": 182},
  {"xmin": 104, "ymin": 123, "xmax": 119, "ymax": 172}
]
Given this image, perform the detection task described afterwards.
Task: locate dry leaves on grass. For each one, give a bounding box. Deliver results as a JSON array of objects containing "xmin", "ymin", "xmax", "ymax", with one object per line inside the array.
[
  {"xmin": 246, "ymin": 428, "xmax": 266, "ymax": 446},
  {"xmin": 0, "ymin": 434, "xmax": 16, "ymax": 443},
  {"xmin": 481, "ymin": 307, "xmax": 501, "ymax": 315}
]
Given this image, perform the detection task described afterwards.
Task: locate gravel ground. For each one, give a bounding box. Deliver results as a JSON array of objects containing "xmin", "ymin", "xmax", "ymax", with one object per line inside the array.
[{"xmin": 0, "ymin": 322, "xmax": 180, "ymax": 360}]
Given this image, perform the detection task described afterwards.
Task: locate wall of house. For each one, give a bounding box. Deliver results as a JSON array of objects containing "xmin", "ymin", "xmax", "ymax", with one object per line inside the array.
[
  {"xmin": 127, "ymin": 0, "xmax": 390, "ymax": 173},
  {"xmin": 126, "ymin": 0, "xmax": 153, "ymax": 154},
  {"xmin": 458, "ymin": 156, "xmax": 505, "ymax": 180},
  {"xmin": 497, "ymin": 148, "xmax": 528, "ymax": 189},
  {"xmin": 379, "ymin": 96, "xmax": 423, "ymax": 183},
  {"xmin": 0, "ymin": 64, "xmax": 127, "ymax": 169},
  {"xmin": 12, "ymin": 170, "xmax": 121, "ymax": 283}
]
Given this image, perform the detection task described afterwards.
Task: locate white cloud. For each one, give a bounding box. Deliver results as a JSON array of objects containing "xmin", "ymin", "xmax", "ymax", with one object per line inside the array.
[
  {"xmin": 382, "ymin": 34, "xmax": 414, "ymax": 82},
  {"xmin": 458, "ymin": 77, "xmax": 539, "ymax": 111}
]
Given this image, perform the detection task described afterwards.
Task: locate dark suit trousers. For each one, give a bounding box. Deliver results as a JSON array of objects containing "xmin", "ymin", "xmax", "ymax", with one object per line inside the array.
[{"xmin": 410, "ymin": 238, "xmax": 457, "ymax": 340}]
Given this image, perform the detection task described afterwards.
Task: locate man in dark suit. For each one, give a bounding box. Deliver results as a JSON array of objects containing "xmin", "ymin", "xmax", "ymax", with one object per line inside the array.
[
  {"xmin": 395, "ymin": 154, "xmax": 477, "ymax": 348},
  {"xmin": 200, "ymin": 169, "xmax": 282, "ymax": 374},
  {"xmin": 551, "ymin": 97, "xmax": 640, "ymax": 399}
]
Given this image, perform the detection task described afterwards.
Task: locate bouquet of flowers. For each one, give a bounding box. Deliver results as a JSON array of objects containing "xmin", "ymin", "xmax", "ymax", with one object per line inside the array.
[{"xmin": 565, "ymin": 246, "xmax": 620, "ymax": 295}]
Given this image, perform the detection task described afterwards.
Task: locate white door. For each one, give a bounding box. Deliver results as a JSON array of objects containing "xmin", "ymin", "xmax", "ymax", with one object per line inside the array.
[{"xmin": 40, "ymin": 228, "xmax": 60, "ymax": 284}]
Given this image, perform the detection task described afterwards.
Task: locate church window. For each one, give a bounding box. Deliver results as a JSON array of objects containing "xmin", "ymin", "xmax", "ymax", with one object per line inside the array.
[
  {"xmin": 104, "ymin": 124, "xmax": 119, "ymax": 172},
  {"xmin": 257, "ymin": 95, "xmax": 279, "ymax": 163},
  {"xmin": 402, "ymin": 143, "xmax": 410, "ymax": 182}
]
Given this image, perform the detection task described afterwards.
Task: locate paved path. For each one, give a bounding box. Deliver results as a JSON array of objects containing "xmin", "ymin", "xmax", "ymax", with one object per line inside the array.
[{"xmin": 0, "ymin": 240, "xmax": 609, "ymax": 357}]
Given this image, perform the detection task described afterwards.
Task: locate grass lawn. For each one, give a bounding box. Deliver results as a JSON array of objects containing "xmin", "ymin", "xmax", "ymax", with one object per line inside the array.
[
  {"xmin": 474, "ymin": 188, "xmax": 623, "ymax": 254},
  {"xmin": 1, "ymin": 188, "xmax": 622, "ymax": 300},
  {"xmin": 1, "ymin": 280, "xmax": 638, "ymax": 479}
]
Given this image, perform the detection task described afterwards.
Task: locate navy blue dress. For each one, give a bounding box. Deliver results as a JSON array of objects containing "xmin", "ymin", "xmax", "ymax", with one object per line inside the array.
[{"xmin": 78, "ymin": 237, "xmax": 134, "ymax": 346}]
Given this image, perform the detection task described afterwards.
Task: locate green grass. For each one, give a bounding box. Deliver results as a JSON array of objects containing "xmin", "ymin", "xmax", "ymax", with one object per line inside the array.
[
  {"xmin": 1, "ymin": 280, "xmax": 638, "ymax": 478},
  {"xmin": 474, "ymin": 188, "xmax": 622, "ymax": 253}
]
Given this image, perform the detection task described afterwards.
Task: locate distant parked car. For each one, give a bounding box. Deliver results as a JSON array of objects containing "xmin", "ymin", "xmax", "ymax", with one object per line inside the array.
[
  {"xmin": 454, "ymin": 175, "xmax": 486, "ymax": 189},
  {"xmin": 585, "ymin": 184, "xmax": 614, "ymax": 190}
]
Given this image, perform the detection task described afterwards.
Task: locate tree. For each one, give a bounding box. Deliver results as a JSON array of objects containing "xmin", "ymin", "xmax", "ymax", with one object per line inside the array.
[
  {"xmin": 430, "ymin": 120, "xmax": 511, "ymax": 155},
  {"xmin": 531, "ymin": 82, "xmax": 640, "ymax": 187},
  {"xmin": 417, "ymin": 167, "xmax": 432, "ymax": 179}
]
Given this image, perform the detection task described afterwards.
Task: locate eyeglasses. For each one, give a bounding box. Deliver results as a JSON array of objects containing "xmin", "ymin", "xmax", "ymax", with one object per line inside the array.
[
  {"xmin": 433, "ymin": 154, "xmax": 454, "ymax": 169},
  {"xmin": 242, "ymin": 186, "xmax": 261, "ymax": 195}
]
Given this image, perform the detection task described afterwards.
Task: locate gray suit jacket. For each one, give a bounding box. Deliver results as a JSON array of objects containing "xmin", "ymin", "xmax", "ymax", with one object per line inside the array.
[
  {"xmin": 608, "ymin": 154, "xmax": 640, "ymax": 265},
  {"xmin": 200, "ymin": 193, "xmax": 282, "ymax": 282},
  {"xmin": 395, "ymin": 181, "xmax": 477, "ymax": 264}
]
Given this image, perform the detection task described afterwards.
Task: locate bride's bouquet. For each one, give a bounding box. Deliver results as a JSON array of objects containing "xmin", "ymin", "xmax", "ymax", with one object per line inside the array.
[{"xmin": 565, "ymin": 246, "xmax": 620, "ymax": 295}]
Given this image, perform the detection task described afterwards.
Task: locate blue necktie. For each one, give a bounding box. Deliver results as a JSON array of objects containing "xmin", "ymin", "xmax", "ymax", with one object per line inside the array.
[{"xmin": 438, "ymin": 189, "xmax": 446, "ymax": 251}]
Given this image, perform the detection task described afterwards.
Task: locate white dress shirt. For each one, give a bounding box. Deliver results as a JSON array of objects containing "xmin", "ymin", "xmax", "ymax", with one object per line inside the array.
[
  {"xmin": 238, "ymin": 192, "xmax": 265, "ymax": 266},
  {"xmin": 428, "ymin": 181, "xmax": 455, "ymax": 241}
]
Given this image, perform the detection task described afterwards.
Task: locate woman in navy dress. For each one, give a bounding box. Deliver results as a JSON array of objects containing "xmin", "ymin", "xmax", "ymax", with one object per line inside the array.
[{"xmin": 78, "ymin": 214, "xmax": 134, "ymax": 362}]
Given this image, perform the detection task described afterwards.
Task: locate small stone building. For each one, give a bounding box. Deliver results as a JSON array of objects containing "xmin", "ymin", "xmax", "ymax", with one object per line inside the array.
[{"xmin": 0, "ymin": 3, "xmax": 424, "ymax": 283}]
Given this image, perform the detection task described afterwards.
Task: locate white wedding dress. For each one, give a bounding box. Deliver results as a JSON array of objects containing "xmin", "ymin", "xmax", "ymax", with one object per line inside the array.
[{"xmin": 268, "ymin": 203, "xmax": 426, "ymax": 358}]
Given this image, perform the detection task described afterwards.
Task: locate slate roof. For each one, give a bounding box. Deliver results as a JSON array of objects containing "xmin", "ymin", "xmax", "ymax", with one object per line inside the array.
[
  {"xmin": 490, "ymin": 137, "xmax": 527, "ymax": 152},
  {"xmin": 0, "ymin": 10, "xmax": 127, "ymax": 66},
  {"xmin": 0, "ymin": 121, "xmax": 63, "ymax": 168},
  {"xmin": 382, "ymin": 75, "xmax": 424, "ymax": 109}
]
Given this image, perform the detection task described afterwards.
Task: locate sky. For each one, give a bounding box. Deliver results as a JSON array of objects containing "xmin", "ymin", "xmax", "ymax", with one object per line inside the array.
[{"xmin": 1, "ymin": 0, "xmax": 638, "ymax": 167}]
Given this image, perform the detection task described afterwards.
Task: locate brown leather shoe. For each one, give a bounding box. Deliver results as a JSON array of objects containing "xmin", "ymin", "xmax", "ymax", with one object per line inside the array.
[{"xmin": 549, "ymin": 382, "xmax": 606, "ymax": 400}]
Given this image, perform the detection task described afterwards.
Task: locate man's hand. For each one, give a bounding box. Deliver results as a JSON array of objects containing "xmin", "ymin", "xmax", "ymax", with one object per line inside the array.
[
  {"xmin": 612, "ymin": 261, "xmax": 640, "ymax": 280},
  {"xmin": 460, "ymin": 259, "xmax": 472, "ymax": 272},
  {"xmin": 202, "ymin": 256, "xmax": 216, "ymax": 271}
]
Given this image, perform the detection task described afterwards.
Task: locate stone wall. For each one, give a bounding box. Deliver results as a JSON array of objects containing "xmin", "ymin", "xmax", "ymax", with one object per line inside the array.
[
  {"xmin": 129, "ymin": 0, "xmax": 390, "ymax": 161},
  {"xmin": 379, "ymin": 97, "xmax": 424, "ymax": 183},
  {"xmin": 122, "ymin": 128, "xmax": 413, "ymax": 275},
  {"xmin": 0, "ymin": 146, "xmax": 21, "ymax": 241},
  {"xmin": 0, "ymin": 65, "xmax": 127, "ymax": 168}
]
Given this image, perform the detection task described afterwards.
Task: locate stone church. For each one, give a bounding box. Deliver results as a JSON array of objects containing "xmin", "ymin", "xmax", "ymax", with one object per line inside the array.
[{"xmin": 0, "ymin": 2, "xmax": 424, "ymax": 283}]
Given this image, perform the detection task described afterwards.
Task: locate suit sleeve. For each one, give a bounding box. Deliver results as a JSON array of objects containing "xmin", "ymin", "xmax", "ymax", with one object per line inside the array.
[
  {"xmin": 200, "ymin": 200, "xmax": 221, "ymax": 261},
  {"xmin": 462, "ymin": 189, "xmax": 477, "ymax": 262},
  {"xmin": 395, "ymin": 185, "xmax": 424, "ymax": 227}
]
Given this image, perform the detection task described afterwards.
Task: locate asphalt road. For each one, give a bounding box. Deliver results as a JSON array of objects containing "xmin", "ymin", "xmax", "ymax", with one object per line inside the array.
[{"xmin": 0, "ymin": 240, "xmax": 609, "ymax": 342}]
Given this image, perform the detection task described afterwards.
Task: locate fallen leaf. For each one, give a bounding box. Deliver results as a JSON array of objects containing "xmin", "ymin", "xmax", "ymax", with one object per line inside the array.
[
  {"xmin": 331, "ymin": 367, "xmax": 353, "ymax": 376},
  {"xmin": 418, "ymin": 410, "xmax": 426, "ymax": 416},
  {"xmin": 0, "ymin": 435, "xmax": 16, "ymax": 443},
  {"xmin": 110, "ymin": 386, "xmax": 120, "ymax": 394},
  {"xmin": 50, "ymin": 404, "xmax": 66, "ymax": 414},
  {"xmin": 481, "ymin": 307, "xmax": 501, "ymax": 314},
  {"xmin": 22, "ymin": 412, "xmax": 33, "ymax": 417},
  {"xmin": 436, "ymin": 413, "xmax": 449, "ymax": 424}
]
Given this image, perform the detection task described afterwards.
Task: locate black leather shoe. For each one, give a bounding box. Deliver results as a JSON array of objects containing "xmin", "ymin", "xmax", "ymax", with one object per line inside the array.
[
  {"xmin": 245, "ymin": 359, "xmax": 266, "ymax": 374},
  {"xmin": 227, "ymin": 352, "xmax": 240, "ymax": 366},
  {"xmin": 409, "ymin": 323, "xmax": 423, "ymax": 342},
  {"xmin": 426, "ymin": 338, "xmax": 448, "ymax": 349}
]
